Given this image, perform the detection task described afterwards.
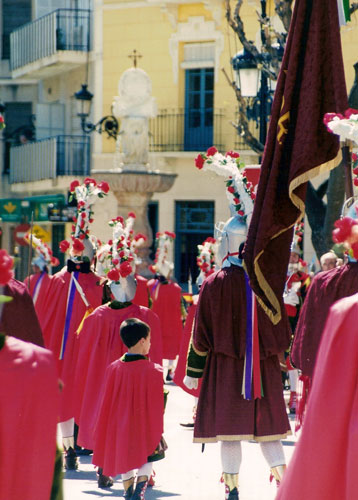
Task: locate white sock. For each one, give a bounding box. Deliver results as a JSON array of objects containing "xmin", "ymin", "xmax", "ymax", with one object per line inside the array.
[
  {"xmin": 60, "ymin": 418, "xmax": 75, "ymax": 449},
  {"xmin": 137, "ymin": 462, "xmax": 153, "ymax": 479},
  {"xmin": 289, "ymin": 369, "xmax": 298, "ymax": 392},
  {"xmin": 122, "ymin": 470, "xmax": 135, "ymax": 481},
  {"xmin": 259, "ymin": 440, "xmax": 286, "ymax": 468},
  {"xmin": 221, "ymin": 441, "xmax": 242, "ymax": 473}
]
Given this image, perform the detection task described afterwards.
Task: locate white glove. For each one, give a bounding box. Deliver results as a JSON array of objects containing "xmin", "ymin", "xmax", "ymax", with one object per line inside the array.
[{"xmin": 183, "ymin": 375, "xmax": 199, "ymax": 390}]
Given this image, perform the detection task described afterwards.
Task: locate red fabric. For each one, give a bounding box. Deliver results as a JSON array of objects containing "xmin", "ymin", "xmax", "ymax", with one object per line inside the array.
[
  {"xmin": 291, "ymin": 263, "xmax": 358, "ymax": 377},
  {"xmin": 74, "ymin": 304, "xmax": 163, "ymax": 450},
  {"xmin": 0, "ymin": 337, "xmax": 59, "ymax": 500},
  {"xmin": 244, "ymin": 0, "xmax": 347, "ymax": 325},
  {"xmin": 174, "ymin": 296, "xmax": 202, "ymax": 397},
  {"xmin": 40, "ymin": 267, "xmax": 103, "ymax": 421},
  {"xmin": 148, "ymin": 279, "xmax": 183, "ymax": 359},
  {"xmin": 192, "ymin": 266, "xmax": 291, "ymax": 441},
  {"xmin": 24, "ymin": 273, "xmax": 52, "ymax": 331},
  {"xmin": 132, "ymin": 274, "xmax": 149, "ymax": 307},
  {"xmin": 92, "ymin": 358, "xmax": 164, "ymax": 476},
  {"xmin": 277, "ymin": 294, "xmax": 358, "ymax": 499},
  {"xmin": 0, "ymin": 278, "xmax": 44, "ymax": 346}
]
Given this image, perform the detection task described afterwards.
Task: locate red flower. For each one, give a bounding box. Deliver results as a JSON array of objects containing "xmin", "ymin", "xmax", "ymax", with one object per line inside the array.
[
  {"xmin": 112, "ymin": 258, "xmax": 119, "ymax": 265},
  {"xmin": 119, "ymin": 251, "xmax": 125, "ymax": 258},
  {"xmin": 70, "ymin": 180, "xmax": 80, "ymax": 192},
  {"xmin": 195, "ymin": 154, "xmax": 205, "ymax": 169},
  {"xmin": 354, "ymin": 178, "xmax": 358, "ymax": 187},
  {"xmin": 227, "ymin": 186, "xmax": 235, "ymax": 194},
  {"xmin": 51, "ymin": 257, "xmax": 60, "ymax": 267},
  {"xmin": 226, "ymin": 150, "xmax": 240, "ymax": 158},
  {"xmin": 344, "ymin": 108, "xmax": 358, "ymax": 118},
  {"xmin": 59, "ymin": 240, "xmax": 70, "ymax": 253},
  {"xmin": 81, "ymin": 212, "xmax": 87, "ymax": 218},
  {"xmin": 107, "ymin": 269, "xmax": 120, "ymax": 282},
  {"xmin": 134, "ymin": 233, "xmax": 147, "ymax": 241},
  {"xmin": 79, "ymin": 233, "xmax": 86, "ymax": 240},
  {"xmin": 84, "ymin": 177, "xmax": 97, "ymax": 186},
  {"xmin": 116, "ymin": 216, "xmax": 124, "ymax": 224},
  {"xmin": 97, "ymin": 181, "xmax": 110, "ymax": 194},
  {"xmin": 352, "ymin": 153, "xmax": 358, "ymax": 162},
  {"xmin": 323, "ymin": 112, "xmax": 343, "ymax": 126},
  {"xmin": 0, "ymin": 249, "xmax": 14, "ymax": 285},
  {"xmin": 120, "ymin": 261, "xmax": 132, "ymax": 278},
  {"xmin": 332, "ymin": 217, "xmax": 357, "ymax": 243},
  {"xmin": 148, "ymin": 265, "xmax": 156, "ymax": 274},
  {"xmin": 238, "ymin": 210, "xmax": 244, "ymax": 216},
  {"xmin": 206, "ymin": 146, "xmax": 218, "ymax": 156},
  {"xmin": 127, "ymin": 212, "xmax": 136, "ymax": 219},
  {"xmin": 72, "ymin": 238, "xmax": 85, "ymax": 254}
]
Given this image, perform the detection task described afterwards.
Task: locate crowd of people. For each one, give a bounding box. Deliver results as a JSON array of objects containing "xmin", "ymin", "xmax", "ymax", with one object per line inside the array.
[{"xmin": 1, "ymin": 166, "xmax": 357, "ymax": 500}]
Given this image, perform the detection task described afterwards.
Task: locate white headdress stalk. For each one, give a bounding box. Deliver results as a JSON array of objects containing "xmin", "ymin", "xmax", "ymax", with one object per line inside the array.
[
  {"xmin": 24, "ymin": 232, "xmax": 59, "ymax": 269},
  {"xmin": 151, "ymin": 231, "xmax": 175, "ymax": 278},
  {"xmin": 196, "ymin": 237, "xmax": 217, "ymax": 286}
]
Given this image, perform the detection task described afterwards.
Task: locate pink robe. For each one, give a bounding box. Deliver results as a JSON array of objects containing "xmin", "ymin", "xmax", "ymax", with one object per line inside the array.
[
  {"xmin": 92, "ymin": 357, "xmax": 164, "ymax": 476},
  {"xmin": 74, "ymin": 303, "xmax": 163, "ymax": 450},
  {"xmin": 173, "ymin": 296, "xmax": 202, "ymax": 397},
  {"xmin": 0, "ymin": 337, "xmax": 59, "ymax": 500},
  {"xmin": 0, "ymin": 278, "xmax": 44, "ymax": 346},
  {"xmin": 24, "ymin": 272, "xmax": 52, "ymax": 331},
  {"xmin": 277, "ymin": 294, "xmax": 358, "ymax": 499},
  {"xmin": 148, "ymin": 279, "xmax": 183, "ymax": 359},
  {"xmin": 40, "ymin": 267, "xmax": 103, "ymax": 421}
]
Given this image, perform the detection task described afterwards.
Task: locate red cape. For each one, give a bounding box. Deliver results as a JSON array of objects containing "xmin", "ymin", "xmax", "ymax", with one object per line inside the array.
[
  {"xmin": 92, "ymin": 358, "xmax": 164, "ymax": 476},
  {"xmin": 0, "ymin": 337, "xmax": 59, "ymax": 500},
  {"xmin": 277, "ymin": 294, "xmax": 358, "ymax": 500},
  {"xmin": 148, "ymin": 279, "xmax": 183, "ymax": 359},
  {"xmin": 291, "ymin": 263, "xmax": 358, "ymax": 377},
  {"xmin": 40, "ymin": 267, "xmax": 103, "ymax": 421},
  {"xmin": 173, "ymin": 296, "xmax": 202, "ymax": 397},
  {"xmin": 132, "ymin": 274, "xmax": 149, "ymax": 307},
  {"xmin": 24, "ymin": 273, "xmax": 52, "ymax": 331},
  {"xmin": 0, "ymin": 278, "xmax": 44, "ymax": 346},
  {"xmin": 74, "ymin": 304, "xmax": 163, "ymax": 450}
]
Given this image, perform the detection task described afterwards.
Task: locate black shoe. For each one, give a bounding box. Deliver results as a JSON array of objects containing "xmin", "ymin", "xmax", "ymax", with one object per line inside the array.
[
  {"xmin": 64, "ymin": 447, "xmax": 79, "ymax": 470},
  {"xmin": 228, "ymin": 486, "xmax": 239, "ymax": 499},
  {"xmin": 165, "ymin": 369, "xmax": 174, "ymax": 382},
  {"xmin": 75, "ymin": 446, "xmax": 93, "ymax": 456},
  {"xmin": 180, "ymin": 421, "xmax": 195, "ymax": 428},
  {"xmin": 97, "ymin": 468, "xmax": 114, "ymax": 488}
]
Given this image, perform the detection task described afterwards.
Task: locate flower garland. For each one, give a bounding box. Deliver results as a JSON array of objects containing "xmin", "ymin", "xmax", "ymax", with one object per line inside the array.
[
  {"xmin": 24, "ymin": 233, "xmax": 59, "ymax": 267},
  {"xmin": 149, "ymin": 231, "xmax": 175, "ymax": 275},
  {"xmin": 59, "ymin": 177, "xmax": 110, "ymax": 256},
  {"xmin": 323, "ymin": 108, "xmax": 358, "ymax": 145},
  {"xmin": 195, "ymin": 147, "xmax": 255, "ymax": 220},
  {"xmin": 196, "ymin": 237, "xmax": 217, "ymax": 277},
  {"xmin": 105, "ymin": 213, "xmax": 136, "ymax": 282}
]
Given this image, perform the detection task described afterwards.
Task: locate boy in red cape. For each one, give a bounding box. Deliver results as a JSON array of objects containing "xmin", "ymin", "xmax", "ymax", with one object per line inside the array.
[{"xmin": 92, "ymin": 318, "xmax": 165, "ymax": 499}]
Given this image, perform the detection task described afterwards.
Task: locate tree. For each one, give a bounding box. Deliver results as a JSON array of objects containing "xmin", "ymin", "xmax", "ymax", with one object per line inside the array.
[{"xmin": 225, "ymin": 0, "xmax": 358, "ymax": 259}]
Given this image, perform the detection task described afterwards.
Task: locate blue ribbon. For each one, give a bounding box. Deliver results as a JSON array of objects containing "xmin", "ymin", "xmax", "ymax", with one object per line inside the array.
[{"xmin": 59, "ymin": 271, "xmax": 79, "ymax": 359}]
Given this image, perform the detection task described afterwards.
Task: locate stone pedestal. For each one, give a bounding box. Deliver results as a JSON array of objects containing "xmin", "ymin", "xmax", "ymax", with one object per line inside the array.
[{"xmin": 92, "ymin": 169, "xmax": 177, "ymax": 275}]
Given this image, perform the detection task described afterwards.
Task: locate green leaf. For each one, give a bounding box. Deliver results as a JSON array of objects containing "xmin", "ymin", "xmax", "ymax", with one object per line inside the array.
[{"xmin": 0, "ymin": 295, "xmax": 13, "ymax": 303}]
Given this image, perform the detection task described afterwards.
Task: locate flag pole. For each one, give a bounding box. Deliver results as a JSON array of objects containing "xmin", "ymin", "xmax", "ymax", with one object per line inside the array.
[
  {"xmin": 27, "ymin": 211, "xmax": 34, "ymax": 289},
  {"xmin": 342, "ymin": 140, "xmax": 353, "ymax": 200}
]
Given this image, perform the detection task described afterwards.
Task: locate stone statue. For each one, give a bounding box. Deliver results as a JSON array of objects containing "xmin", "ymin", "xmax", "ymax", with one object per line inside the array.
[{"xmin": 112, "ymin": 68, "xmax": 157, "ymax": 169}]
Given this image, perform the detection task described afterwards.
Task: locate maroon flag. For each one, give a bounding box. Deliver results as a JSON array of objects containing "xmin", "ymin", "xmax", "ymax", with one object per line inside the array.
[{"xmin": 243, "ymin": 0, "xmax": 348, "ymax": 324}]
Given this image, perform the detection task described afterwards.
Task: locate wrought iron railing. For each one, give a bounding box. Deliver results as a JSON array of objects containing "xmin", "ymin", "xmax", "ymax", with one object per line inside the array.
[
  {"xmin": 10, "ymin": 9, "xmax": 91, "ymax": 70},
  {"xmin": 10, "ymin": 135, "xmax": 90, "ymax": 184},
  {"xmin": 149, "ymin": 108, "xmax": 224, "ymax": 152}
]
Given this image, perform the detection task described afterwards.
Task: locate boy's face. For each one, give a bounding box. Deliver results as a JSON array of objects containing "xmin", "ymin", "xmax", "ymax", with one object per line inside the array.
[{"xmin": 142, "ymin": 331, "xmax": 151, "ymax": 355}]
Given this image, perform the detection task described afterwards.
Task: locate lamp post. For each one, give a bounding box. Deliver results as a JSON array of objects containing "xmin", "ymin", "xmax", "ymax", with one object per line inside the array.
[{"xmin": 74, "ymin": 84, "xmax": 119, "ymax": 139}]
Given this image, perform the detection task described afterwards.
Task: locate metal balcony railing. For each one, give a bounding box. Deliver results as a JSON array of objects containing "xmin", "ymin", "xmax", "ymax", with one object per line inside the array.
[
  {"xmin": 10, "ymin": 9, "xmax": 91, "ymax": 71},
  {"xmin": 10, "ymin": 135, "xmax": 90, "ymax": 184},
  {"xmin": 149, "ymin": 108, "xmax": 224, "ymax": 152}
]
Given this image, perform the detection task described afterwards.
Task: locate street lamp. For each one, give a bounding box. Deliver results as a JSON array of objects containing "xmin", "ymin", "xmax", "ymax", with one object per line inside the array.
[
  {"xmin": 231, "ymin": 49, "xmax": 260, "ymax": 97},
  {"xmin": 74, "ymin": 84, "xmax": 119, "ymax": 140}
]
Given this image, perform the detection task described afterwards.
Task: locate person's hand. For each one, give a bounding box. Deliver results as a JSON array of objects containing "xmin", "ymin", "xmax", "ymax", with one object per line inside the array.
[{"xmin": 183, "ymin": 376, "xmax": 198, "ymax": 389}]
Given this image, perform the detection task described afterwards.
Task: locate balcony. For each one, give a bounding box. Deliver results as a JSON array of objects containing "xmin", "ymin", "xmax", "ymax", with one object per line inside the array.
[
  {"xmin": 10, "ymin": 135, "xmax": 90, "ymax": 184},
  {"xmin": 10, "ymin": 9, "xmax": 91, "ymax": 79},
  {"xmin": 149, "ymin": 108, "xmax": 224, "ymax": 152}
]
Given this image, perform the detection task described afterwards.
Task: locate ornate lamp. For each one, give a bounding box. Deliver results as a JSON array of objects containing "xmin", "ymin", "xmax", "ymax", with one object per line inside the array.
[{"xmin": 231, "ymin": 49, "xmax": 260, "ymax": 97}]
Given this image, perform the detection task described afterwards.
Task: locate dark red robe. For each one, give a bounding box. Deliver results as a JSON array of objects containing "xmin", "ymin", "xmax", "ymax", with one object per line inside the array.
[
  {"xmin": 0, "ymin": 278, "xmax": 44, "ymax": 346},
  {"xmin": 0, "ymin": 336, "xmax": 59, "ymax": 500},
  {"xmin": 192, "ymin": 266, "xmax": 291, "ymax": 442},
  {"xmin": 74, "ymin": 303, "xmax": 163, "ymax": 450},
  {"xmin": 291, "ymin": 262, "xmax": 358, "ymax": 377},
  {"xmin": 40, "ymin": 267, "xmax": 103, "ymax": 421},
  {"xmin": 278, "ymin": 294, "xmax": 358, "ymax": 500},
  {"xmin": 132, "ymin": 274, "xmax": 149, "ymax": 307},
  {"xmin": 148, "ymin": 279, "xmax": 183, "ymax": 359},
  {"xmin": 92, "ymin": 356, "xmax": 164, "ymax": 476},
  {"xmin": 24, "ymin": 272, "xmax": 52, "ymax": 331},
  {"xmin": 173, "ymin": 296, "xmax": 202, "ymax": 397}
]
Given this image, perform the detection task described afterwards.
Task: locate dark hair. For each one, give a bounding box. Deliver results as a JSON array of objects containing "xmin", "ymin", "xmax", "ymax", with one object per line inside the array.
[{"xmin": 120, "ymin": 318, "xmax": 150, "ymax": 348}]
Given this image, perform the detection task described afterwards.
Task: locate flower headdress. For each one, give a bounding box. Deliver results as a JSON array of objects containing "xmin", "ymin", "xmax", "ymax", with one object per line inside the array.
[
  {"xmin": 195, "ymin": 147, "xmax": 255, "ymax": 222},
  {"xmin": 24, "ymin": 232, "xmax": 60, "ymax": 268},
  {"xmin": 196, "ymin": 237, "xmax": 217, "ymax": 278},
  {"xmin": 59, "ymin": 178, "xmax": 110, "ymax": 258},
  {"xmin": 103, "ymin": 213, "xmax": 136, "ymax": 283},
  {"xmin": 332, "ymin": 208, "xmax": 358, "ymax": 260},
  {"xmin": 324, "ymin": 108, "xmax": 358, "ymax": 145},
  {"xmin": 149, "ymin": 231, "xmax": 175, "ymax": 277}
]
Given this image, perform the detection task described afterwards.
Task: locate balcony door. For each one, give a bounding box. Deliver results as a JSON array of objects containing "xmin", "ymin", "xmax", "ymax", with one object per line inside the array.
[{"xmin": 184, "ymin": 68, "xmax": 214, "ymax": 151}]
